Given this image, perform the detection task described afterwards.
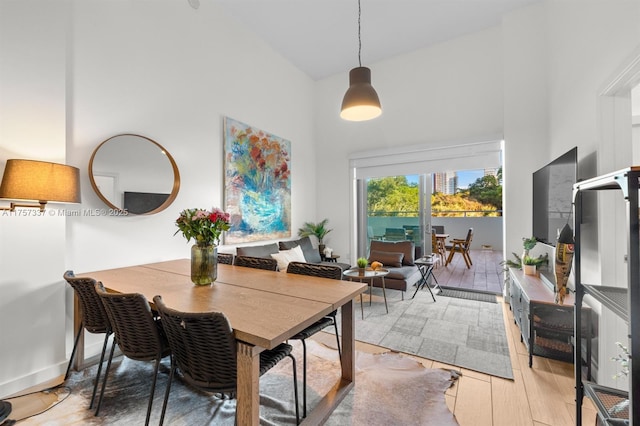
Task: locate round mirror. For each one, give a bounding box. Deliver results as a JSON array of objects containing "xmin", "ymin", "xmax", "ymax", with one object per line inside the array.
[{"xmin": 89, "ymin": 134, "xmax": 180, "ymax": 215}]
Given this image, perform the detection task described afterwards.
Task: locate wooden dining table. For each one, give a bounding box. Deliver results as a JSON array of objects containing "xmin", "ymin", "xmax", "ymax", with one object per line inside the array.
[{"xmin": 78, "ymin": 259, "xmax": 367, "ymax": 425}]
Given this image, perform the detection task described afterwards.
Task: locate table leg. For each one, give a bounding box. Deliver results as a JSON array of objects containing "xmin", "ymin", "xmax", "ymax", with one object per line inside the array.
[
  {"xmin": 381, "ymin": 277, "xmax": 388, "ymax": 313},
  {"xmin": 236, "ymin": 341, "xmax": 262, "ymax": 425},
  {"xmin": 300, "ymin": 300, "xmax": 358, "ymax": 425},
  {"xmin": 340, "ymin": 299, "xmax": 355, "ymax": 381}
]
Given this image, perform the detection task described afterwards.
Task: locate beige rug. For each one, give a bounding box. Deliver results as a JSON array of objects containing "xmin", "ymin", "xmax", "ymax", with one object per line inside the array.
[{"xmin": 10, "ymin": 340, "xmax": 458, "ymax": 425}]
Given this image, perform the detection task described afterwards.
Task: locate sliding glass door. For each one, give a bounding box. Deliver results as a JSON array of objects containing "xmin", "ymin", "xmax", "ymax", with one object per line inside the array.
[{"xmin": 357, "ymin": 174, "xmax": 431, "ymax": 258}]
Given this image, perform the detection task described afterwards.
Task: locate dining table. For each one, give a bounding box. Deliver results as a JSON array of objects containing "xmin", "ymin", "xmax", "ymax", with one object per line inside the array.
[{"xmin": 78, "ymin": 259, "xmax": 367, "ymax": 425}]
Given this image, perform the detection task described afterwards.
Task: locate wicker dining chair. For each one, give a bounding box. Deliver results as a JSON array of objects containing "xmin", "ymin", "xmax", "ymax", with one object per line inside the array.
[
  {"xmin": 286, "ymin": 261, "xmax": 342, "ymax": 418},
  {"xmin": 217, "ymin": 252, "xmax": 234, "ymax": 265},
  {"xmin": 94, "ymin": 283, "xmax": 171, "ymax": 426},
  {"xmin": 62, "ymin": 271, "xmax": 112, "ymax": 410},
  {"xmin": 153, "ymin": 295, "xmax": 300, "ymax": 425},
  {"xmin": 233, "ymin": 255, "xmax": 278, "ymax": 271}
]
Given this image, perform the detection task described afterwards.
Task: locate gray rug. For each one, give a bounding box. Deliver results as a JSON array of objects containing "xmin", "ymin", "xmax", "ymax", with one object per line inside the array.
[
  {"xmin": 439, "ymin": 288, "xmax": 498, "ymax": 303},
  {"xmin": 15, "ymin": 340, "xmax": 458, "ymax": 425},
  {"xmin": 335, "ymin": 287, "xmax": 514, "ymax": 380}
]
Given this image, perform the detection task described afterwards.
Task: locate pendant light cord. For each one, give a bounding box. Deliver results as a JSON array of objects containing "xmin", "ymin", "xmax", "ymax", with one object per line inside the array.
[{"xmin": 357, "ymin": 0, "xmax": 362, "ymax": 67}]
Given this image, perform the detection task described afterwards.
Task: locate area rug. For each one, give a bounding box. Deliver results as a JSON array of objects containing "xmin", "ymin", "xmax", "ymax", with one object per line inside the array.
[
  {"xmin": 335, "ymin": 287, "xmax": 513, "ymax": 380},
  {"xmin": 12, "ymin": 340, "xmax": 458, "ymax": 425},
  {"xmin": 438, "ymin": 288, "xmax": 498, "ymax": 303}
]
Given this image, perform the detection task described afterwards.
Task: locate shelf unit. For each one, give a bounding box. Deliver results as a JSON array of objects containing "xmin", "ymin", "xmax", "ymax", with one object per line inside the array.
[{"xmin": 574, "ymin": 166, "xmax": 640, "ymax": 425}]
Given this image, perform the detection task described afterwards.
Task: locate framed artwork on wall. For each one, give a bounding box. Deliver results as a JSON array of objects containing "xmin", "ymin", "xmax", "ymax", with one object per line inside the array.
[{"xmin": 223, "ymin": 116, "xmax": 291, "ymax": 244}]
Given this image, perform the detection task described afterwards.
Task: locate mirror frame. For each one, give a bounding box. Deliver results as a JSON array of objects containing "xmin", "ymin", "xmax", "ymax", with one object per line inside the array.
[{"xmin": 88, "ymin": 134, "xmax": 180, "ymax": 215}]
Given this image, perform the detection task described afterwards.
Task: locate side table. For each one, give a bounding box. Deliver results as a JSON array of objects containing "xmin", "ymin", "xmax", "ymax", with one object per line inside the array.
[
  {"xmin": 343, "ymin": 268, "xmax": 389, "ymax": 319},
  {"xmin": 413, "ymin": 257, "xmax": 439, "ymax": 301}
]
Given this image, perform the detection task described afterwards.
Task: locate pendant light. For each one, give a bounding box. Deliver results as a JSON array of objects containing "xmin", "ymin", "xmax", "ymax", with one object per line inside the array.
[{"xmin": 340, "ymin": 0, "xmax": 382, "ymax": 121}]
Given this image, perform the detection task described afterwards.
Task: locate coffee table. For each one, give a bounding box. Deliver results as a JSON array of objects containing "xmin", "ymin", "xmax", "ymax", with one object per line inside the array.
[{"xmin": 343, "ymin": 268, "xmax": 390, "ymax": 319}]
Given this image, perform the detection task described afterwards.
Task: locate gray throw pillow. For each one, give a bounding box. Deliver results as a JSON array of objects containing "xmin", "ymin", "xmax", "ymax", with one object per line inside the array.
[{"xmin": 236, "ymin": 243, "xmax": 280, "ymax": 259}]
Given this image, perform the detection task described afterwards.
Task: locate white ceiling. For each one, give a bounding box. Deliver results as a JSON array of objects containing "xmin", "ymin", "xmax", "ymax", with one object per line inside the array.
[{"xmin": 209, "ymin": 0, "xmax": 541, "ymax": 80}]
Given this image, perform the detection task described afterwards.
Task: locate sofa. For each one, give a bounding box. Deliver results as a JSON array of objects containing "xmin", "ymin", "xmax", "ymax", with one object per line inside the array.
[
  {"xmin": 235, "ymin": 236, "xmax": 351, "ymax": 271},
  {"xmin": 367, "ymin": 240, "xmax": 422, "ymax": 298}
]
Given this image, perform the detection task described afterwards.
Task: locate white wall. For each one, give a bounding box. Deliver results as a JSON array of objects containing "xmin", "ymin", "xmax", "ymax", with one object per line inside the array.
[
  {"xmin": 0, "ymin": 0, "xmax": 317, "ymax": 397},
  {"xmin": 0, "ymin": 0, "xmax": 70, "ymax": 397},
  {"xmin": 314, "ymin": 26, "xmax": 505, "ymax": 262}
]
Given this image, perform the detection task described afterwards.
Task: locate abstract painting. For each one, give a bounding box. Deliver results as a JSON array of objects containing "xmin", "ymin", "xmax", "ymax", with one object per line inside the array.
[{"xmin": 223, "ymin": 117, "xmax": 291, "ymax": 244}]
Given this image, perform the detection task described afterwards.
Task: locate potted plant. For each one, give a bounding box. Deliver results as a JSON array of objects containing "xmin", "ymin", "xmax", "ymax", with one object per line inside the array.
[
  {"xmin": 298, "ymin": 219, "xmax": 333, "ymax": 254},
  {"xmin": 522, "ymin": 254, "xmax": 548, "ymax": 276},
  {"xmin": 356, "ymin": 257, "xmax": 368, "ymax": 276},
  {"xmin": 502, "ymin": 237, "xmax": 548, "ymax": 293}
]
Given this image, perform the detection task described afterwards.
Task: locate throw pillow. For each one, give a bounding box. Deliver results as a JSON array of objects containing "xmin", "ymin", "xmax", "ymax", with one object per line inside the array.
[
  {"xmin": 236, "ymin": 243, "xmax": 280, "ymax": 259},
  {"xmin": 369, "ymin": 240, "xmax": 415, "ymax": 266},
  {"xmin": 279, "ymin": 236, "xmax": 322, "ymax": 263},
  {"xmin": 368, "ymin": 250, "xmax": 404, "ymax": 268},
  {"xmin": 271, "ymin": 245, "xmax": 306, "ymax": 272}
]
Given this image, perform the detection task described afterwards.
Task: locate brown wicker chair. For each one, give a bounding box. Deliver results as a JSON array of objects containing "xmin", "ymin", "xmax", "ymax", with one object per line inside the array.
[
  {"xmin": 286, "ymin": 261, "xmax": 342, "ymax": 418},
  {"xmin": 233, "ymin": 255, "xmax": 278, "ymax": 271},
  {"xmin": 62, "ymin": 270, "xmax": 112, "ymax": 410},
  {"xmin": 94, "ymin": 283, "xmax": 171, "ymax": 426},
  {"xmin": 217, "ymin": 252, "xmax": 234, "ymax": 265},
  {"xmin": 153, "ymin": 295, "xmax": 300, "ymax": 425}
]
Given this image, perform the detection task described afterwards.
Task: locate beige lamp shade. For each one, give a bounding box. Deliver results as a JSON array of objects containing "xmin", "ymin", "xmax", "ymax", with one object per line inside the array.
[
  {"xmin": 340, "ymin": 67, "xmax": 382, "ymax": 121},
  {"xmin": 0, "ymin": 159, "xmax": 81, "ymax": 204}
]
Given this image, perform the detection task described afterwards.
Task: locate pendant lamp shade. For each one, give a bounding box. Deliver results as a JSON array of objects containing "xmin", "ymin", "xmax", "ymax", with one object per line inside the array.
[{"xmin": 340, "ymin": 67, "xmax": 382, "ymax": 121}]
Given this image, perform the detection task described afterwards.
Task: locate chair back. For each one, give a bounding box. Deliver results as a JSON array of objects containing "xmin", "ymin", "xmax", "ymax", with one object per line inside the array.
[
  {"xmin": 233, "ymin": 255, "xmax": 278, "ymax": 271},
  {"xmin": 95, "ymin": 282, "xmax": 168, "ymax": 361},
  {"xmin": 383, "ymin": 228, "xmax": 406, "ymax": 241},
  {"xmin": 217, "ymin": 252, "xmax": 234, "ymax": 265},
  {"xmin": 153, "ymin": 295, "xmax": 238, "ymax": 393},
  {"xmin": 63, "ymin": 270, "xmax": 110, "ymax": 334},
  {"xmin": 431, "ymin": 230, "xmax": 438, "ymax": 253},
  {"xmin": 464, "ymin": 228, "xmax": 474, "ymax": 249},
  {"xmin": 432, "ymin": 225, "xmax": 445, "ymax": 234},
  {"xmin": 286, "ymin": 261, "xmax": 342, "ymax": 280}
]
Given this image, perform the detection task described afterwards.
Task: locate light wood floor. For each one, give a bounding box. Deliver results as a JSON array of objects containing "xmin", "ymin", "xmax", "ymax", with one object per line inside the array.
[
  {"xmin": 316, "ymin": 295, "xmax": 597, "ymax": 426},
  {"xmin": 431, "ymin": 248, "xmax": 505, "ymax": 294}
]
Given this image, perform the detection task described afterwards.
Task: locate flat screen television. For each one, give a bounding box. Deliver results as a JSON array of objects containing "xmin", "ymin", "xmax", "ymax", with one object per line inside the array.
[
  {"xmin": 124, "ymin": 191, "xmax": 170, "ymax": 215},
  {"xmin": 532, "ymin": 147, "xmax": 577, "ymax": 246}
]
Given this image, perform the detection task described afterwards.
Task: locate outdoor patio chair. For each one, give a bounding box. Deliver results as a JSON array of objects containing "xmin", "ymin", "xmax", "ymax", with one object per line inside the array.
[
  {"xmin": 383, "ymin": 227, "xmax": 406, "ymax": 241},
  {"xmin": 446, "ymin": 228, "xmax": 474, "ymax": 268}
]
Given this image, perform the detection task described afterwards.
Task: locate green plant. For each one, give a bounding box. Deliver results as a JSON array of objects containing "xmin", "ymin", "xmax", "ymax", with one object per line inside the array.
[
  {"xmin": 356, "ymin": 257, "xmax": 368, "ymax": 268},
  {"xmin": 298, "ymin": 219, "xmax": 332, "ymax": 244},
  {"xmin": 501, "ymin": 237, "xmax": 547, "ymax": 270},
  {"xmin": 522, "ymin": 253, "xmax": 548, "ymax": 267},
  {"xmin": 522, "ymin": 237, "xmax": 537, "ymax": 251}
]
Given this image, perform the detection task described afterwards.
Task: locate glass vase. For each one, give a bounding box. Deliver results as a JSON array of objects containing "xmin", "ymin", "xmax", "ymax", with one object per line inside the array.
[{"xmin": 191, "ymin": 244, "xmax": 217, "ymax": 285}]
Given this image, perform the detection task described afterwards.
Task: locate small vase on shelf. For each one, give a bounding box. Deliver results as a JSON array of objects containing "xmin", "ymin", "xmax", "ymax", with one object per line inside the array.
[{"xmin": 191, "ymin": 244, "xmax": 218, "ymax": 285}]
